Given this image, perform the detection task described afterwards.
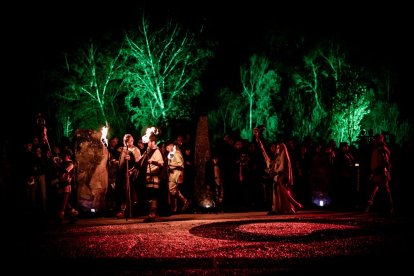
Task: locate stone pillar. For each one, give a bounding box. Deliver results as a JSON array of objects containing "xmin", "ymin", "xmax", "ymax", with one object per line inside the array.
[
  {"xmin": 193, "ymin": 116, "xmax": 212, "ymax": 208},
  {"xmin": 74, "ymin": 129, "xmax": 108, "ymax": 212}
]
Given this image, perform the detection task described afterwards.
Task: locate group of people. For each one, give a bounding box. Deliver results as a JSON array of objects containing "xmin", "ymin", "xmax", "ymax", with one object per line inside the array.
[
  {"xmin": 251, "ymin": 127, "xmax": 395, "ymax": 215},
  {"xmin": 22, "ymin": 117, "xmax": 79, "ymax": 223},
  {"xmin": 107, "ymin": 132, "xmax": 191, "ymax": 222},
  {"xmin": 107, "ymin": 127, "xmax": 396, "ymax": 220},
  {"xmin": 22, "ymin": 112, "xmax": 398, "ymax": 223}
]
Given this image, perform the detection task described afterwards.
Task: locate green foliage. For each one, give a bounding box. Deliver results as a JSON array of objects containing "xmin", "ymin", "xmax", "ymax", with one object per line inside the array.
[
  {"xmin": 253, "ymin": 70, "xmax": 280, "ymax": 141},
  {"xmin": 52, "ymin": 38, "xmax": 129, "ymax": 138},
  {"xmin": 240, "ymin": 55, "xmax": 281, "ymax": 141},
  {"xmin": 287, "ymin": 87, "xmax": 315, "ymax": 140},
  {"xmin": 289, "ymin": 43, "xmax": 374, "ymax": 144},
  {"xmin": 46, "ymin": 26, "xmax": 412, "ymax": 149},
  {"xmin": 362, "ymin": 101, "xmax": 413, "ymax": 144},
  {"xmin": 208, "ymin": 87, "xmax": 239, "ymax": 137},
  {"xmin": 123, "ymin": 16, "xmax": 213, "ymax": 132},
  {"xmin": 327, "ymin": 67, "xmax": 373, "ymax": 145},
  {"xmin": 330, "ymin": 87, "xmax": 372, "ymax": 145},
  {"xmin": 291, "ymin": 49, "xmax": 328, "ymax": 140},
  {"xmin": 228, "ymin": 95, "xmax": 248, "ymax": 133}
]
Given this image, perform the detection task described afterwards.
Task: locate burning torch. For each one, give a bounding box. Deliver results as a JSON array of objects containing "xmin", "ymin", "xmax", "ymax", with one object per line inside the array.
[
  {"xmin": 168, "ymin": 145, "xmax": 176, "ymax": 160},
  {"xmin": 101, "ymin": 126, "xmax": 109, "ymax": 148},
  {"xmin": 142, "ymin": 127, "xmax": 159, "ymax": 143}
]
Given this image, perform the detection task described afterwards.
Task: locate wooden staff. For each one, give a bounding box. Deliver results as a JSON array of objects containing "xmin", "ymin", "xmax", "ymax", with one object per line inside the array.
[
  {"xmin": 125, "ymin": 146, "xmax": 132, "ymax": 221},
  {"xmin": 253, "ymin": 128, "xmax": 271, "ymax": 172},
  {"xmin": 43, "ymin": 127, "xmax": 52, "ymax": 153}
]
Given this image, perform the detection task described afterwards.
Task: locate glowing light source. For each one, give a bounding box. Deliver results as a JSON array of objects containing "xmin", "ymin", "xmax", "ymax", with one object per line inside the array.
[
  {"xmin": 142, "ymin": 127, "xmax": 159, "ymax": 143},
  {"xmin": 312, "ymin": 191, "xmax": 331, "ymax": 207},
  {"xmin": 101, "ymin": 126, "xmax": 109, "ymax": 148},
  {"xmin": 168, "ymin": 145, "xmax": 176, "ymax": 159},
  {"xmin": 199, "ymin": 198, "xmax": 215, "ymax": 209}
]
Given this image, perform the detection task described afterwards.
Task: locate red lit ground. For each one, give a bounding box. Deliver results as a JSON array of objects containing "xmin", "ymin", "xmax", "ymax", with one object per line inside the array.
[{"xmin": 12, "ymin": 211, "xmax": 410, "ymax": 274}]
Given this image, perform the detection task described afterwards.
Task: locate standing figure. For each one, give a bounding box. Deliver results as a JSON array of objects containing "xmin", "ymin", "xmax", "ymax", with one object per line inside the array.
[
  {"xmin": 34, "ymin": 112, "xmax": 47, "ymax": 142},
  {"xmin": 142, "ymin": 133, "xmax": 164, "ymax": 222},
  {"xmin": 366, "ymin": 134, "xmax": 393, "ymax": 213},
  {"xmin": 253, "ymin": 128, "xmax": 303, "ymax": 214},
  {"xmin": 115, "ymin": 134, "xmax": 141, "ymax": 219},
  {"xmin": 213, "ymin": 154, "xmax": 224, "ymax": 209},
  {"xmin": 166, "ymin": 141, "xmax": 189, "ymax": 214},
  {"xmin": 106, "ymin": 136, "xmax": 121, "ymax": 214},
  {"xmin": 181, "ymin": 145, "xmax": 195, "ymax": 205},
  {"xmin": 333, "ymin": 142, "xmax": 356, "ymax": 210},
  {"xmin": 56, "ymin": 150, "xmax": 78, "ymax": 223},
  {"xmin": 271, "ymin": 142, "xmax": 303, "ymax": 214},
  {"xmin": 32, "ymin": 146, "xmax": 48, "ymax": 215}
]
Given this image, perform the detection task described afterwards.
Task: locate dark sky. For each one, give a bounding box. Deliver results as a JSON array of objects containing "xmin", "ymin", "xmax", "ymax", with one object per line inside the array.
[{"xmin": 4, "ymin": 1, "xmax": 413, "ymax": 137}]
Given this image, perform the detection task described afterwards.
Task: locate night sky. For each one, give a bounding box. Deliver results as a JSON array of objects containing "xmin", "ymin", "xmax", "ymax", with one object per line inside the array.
[{"xmin": 3, "ymin": 1, "xmax": 413, "ymax": 141}]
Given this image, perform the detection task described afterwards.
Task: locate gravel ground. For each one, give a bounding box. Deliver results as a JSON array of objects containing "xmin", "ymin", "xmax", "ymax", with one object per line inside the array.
[{"xmin": 9, "ymin": 210, "xmax": 411, "ymax": 275}]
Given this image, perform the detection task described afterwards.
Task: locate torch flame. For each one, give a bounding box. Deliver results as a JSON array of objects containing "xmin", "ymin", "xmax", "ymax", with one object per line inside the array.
[
  {"xmin": 168, "ymin": 145, "xmax": 176, "ymax": 159},
  {"xmin": 101, "ymin": 126, "xmax": 109, "ymax": 148},
  {"xmin": 142, "ymin": 127, "xmax": 158, "ymax": 143}
]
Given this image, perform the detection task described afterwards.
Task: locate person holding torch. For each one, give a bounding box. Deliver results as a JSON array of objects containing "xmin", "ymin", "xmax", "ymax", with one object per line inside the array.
[{"xmin": 142, "ymin": 132, "xmax": 164, "ymax": 222}]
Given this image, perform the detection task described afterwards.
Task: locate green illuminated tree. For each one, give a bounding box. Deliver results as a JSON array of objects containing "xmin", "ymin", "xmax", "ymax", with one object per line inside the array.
[
  {"xmin": 361, "ymin": 70, "xmax": 413, "ymax": 144},
  {"xmin": 208, "ymin": 87, "xmax": 241, "ymax": 138},
  {"xmin": 240, "ymin": 55, "xmax": 281, "ymax": 141},
  {"xmin": 362, "ymin": 101, "xmax": 413, "ymax": 144},
  {"xmin": 53, "ymin": 39, "xmax": 129, "ymax": 138},
  {"xmin": 321, "ymin": 46, "xmax": 372, "ymax": 144},
  {"xmin": 319, "ymin": 43, "xmax": 346, "ymax": 87},
  {"xmin": 291, "ymin": 42, "xmax": 372, "ymax": 144},
  {"xmin": 330, "ymin": 83, "xmax": 373, "ymax": 144},
  {"xmin": 292, "ymin": 48, "xmax": 328, "ymax": 139},
  {"xmin": 286, "ymin": 86, "xmax": 310, "ymax": 140},
  {"xmin": 123, "ymin": 16, "xmax": 213, "ymax": 133}
]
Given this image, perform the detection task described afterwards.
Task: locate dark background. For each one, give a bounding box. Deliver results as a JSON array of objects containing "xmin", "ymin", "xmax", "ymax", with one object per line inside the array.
[{"xmin": 3, "ymin": 1, "xmax": 413, "ymax": 142}]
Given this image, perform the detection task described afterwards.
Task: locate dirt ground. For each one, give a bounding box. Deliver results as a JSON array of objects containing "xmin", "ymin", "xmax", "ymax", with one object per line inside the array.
[{"xmin": 8, "ymin": 210, "xmax": 411, "ymax": 275}]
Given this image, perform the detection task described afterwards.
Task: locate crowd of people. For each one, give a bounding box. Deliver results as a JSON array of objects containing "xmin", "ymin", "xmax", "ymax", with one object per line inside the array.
[
  {"xmin": 15, "ymin": 112, "xmax": 412, "ymax": 223},
  {"xmin": 21, "ymin": 113, "xmax": 79, "ymax": 222}
]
